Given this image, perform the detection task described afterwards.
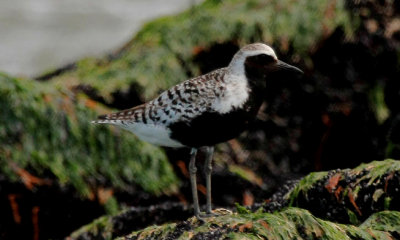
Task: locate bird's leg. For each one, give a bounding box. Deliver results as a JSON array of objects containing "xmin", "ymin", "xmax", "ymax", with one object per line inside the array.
[
  {"xmin": 204, "ymin": 146, "xmax": 215, "ymax": 216},
  {"xmin": 189, "ymin": 148, "xmax": 203, "ymax": 220}
]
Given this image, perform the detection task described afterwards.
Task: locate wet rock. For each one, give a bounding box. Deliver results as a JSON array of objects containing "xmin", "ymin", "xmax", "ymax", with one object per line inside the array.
[
  {"xmin": 278, "ymin": 159, "xmax": 400, "ymax": 224},
  {"xmin": 70, "ymin": 159, "xmax": 400, "ymax": 240},
  {"xmin": 120, "ymin": 208, "xmax": 400, "ymax": 240},
  {"xmin": 69, "ymin": 202, "xmax": 192, "ymax": 240},
  {"xmin": 0, "ymin": 74, "xmax": 179, "ymax": 239}
]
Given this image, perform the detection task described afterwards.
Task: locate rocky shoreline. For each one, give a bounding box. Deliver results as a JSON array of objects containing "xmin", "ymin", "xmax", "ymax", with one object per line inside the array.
[{"xmin": 69, "ymin": 159, "xmax": 400, "ymax": 239}]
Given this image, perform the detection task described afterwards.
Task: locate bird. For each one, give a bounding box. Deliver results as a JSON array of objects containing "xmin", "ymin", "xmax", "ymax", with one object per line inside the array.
[{"xmin": 92, "ymin": 43, "xmax": 303, "ymax": 220}]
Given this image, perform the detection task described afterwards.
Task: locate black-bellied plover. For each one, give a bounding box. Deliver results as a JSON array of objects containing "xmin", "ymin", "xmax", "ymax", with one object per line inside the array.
[{"xmin": 92, "ymin": 43, "xmax": 303, "ymax": 220}]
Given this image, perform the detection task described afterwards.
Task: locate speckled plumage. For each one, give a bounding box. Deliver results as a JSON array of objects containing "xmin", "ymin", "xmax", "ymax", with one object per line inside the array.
[
  {"xmin": 92, "ymin": 43, "xmax": 303, "ymax": 220},
  {"xmin": 96, "ymin": 68, "xmax": 240, "ymax": 121},
  {"xmin": 92, "ymin": 43, "xmax": 290, "ymax": 147},
  {"xmin": 93, "ymin": 68, "xmax": 234, "ymax": 146}
]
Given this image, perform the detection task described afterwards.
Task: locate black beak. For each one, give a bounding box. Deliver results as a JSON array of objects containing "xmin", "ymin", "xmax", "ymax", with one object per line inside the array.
[{"xmin": 275, "ymin": 60, "xmax": 303, "ymax": 75}]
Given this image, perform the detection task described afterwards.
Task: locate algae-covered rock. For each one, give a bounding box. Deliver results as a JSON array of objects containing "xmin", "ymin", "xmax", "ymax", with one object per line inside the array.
[
  {"xmin": 361, "ymin": 210, "xmax": 400, "ymax": 234},
  {"xmin": 69, "ymin": 159, "xmax": 400, "ymax": 240},
  {"xmin": 48, "ymin": 0, "xmax": 353, "ymax": 105},
  {"xmin": 70, "ymin": 208, "xmax": 400, "ymax": 240},
  {"xmin": 0, "ymin": 73, "xmax": 178, "ymax": 198},
  {"xmin": 281, "ymin": 159, "xmax": 400, "ymax": 224},
  {"xmin": 69, "ymin": 202, "xmax": 192, "ymax": 240},
  {"xmin": 118, "ymin": 208, "xmax": 400, "ymax": 240}
]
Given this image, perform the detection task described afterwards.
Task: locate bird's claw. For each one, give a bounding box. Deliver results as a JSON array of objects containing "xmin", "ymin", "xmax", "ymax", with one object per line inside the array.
[
  {"xmin": 202, "ymin": 211, "xmax": 219, "ymax": 217},
  {"xmin": 195, "ymin": 211, "xmax": 219, "ymax": 221}
]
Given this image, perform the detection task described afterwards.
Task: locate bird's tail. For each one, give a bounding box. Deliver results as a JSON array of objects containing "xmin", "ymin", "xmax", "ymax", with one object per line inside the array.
[
  {"xmin": 91, "ymin": 114, "xmax": 120, "ymax": 124},
  {"xmin": 91, "ymin": 104, "xmax": 146, "ymax": 125}
]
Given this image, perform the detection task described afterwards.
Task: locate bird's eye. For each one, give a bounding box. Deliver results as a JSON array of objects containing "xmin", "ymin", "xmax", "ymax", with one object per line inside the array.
[{"xmin": 256, "ymin": 54, "xmax": 275, "ymax": 64}]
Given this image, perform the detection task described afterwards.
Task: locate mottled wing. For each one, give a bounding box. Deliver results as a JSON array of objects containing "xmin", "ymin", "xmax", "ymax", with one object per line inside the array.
[
  {"xmin": 147, "ymin": 68, "xmax": 227, "ymax": 125},
  {"xmin": 92, "ymin": 68, "xmax": 227, "ymax": 127}
]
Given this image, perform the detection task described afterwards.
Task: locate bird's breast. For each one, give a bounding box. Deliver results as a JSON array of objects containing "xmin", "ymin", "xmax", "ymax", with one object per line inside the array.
[{"xmin": 211, "ymin": 77, "xmax": 250, "ymax": 114}]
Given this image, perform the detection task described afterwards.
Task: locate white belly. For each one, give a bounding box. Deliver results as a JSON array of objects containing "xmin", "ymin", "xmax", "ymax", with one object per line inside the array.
[{"xmin": 121, "ymin": 122, "xmax": 185, "ymax": 148}]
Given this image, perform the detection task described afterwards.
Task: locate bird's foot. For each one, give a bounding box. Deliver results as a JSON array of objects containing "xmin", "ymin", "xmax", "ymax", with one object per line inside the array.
[
  {"xmin": 194, "ymin": 209, "xmax": 232, "ymax": 222},
  {"xmin": 194, "ymin": 212, "xmax": 205, "ymax": 222},
  {"xmin": 194, "ymin": 211, "xmax": 219, "ymax": 222},
  {"xmin": 200, "ymin": 212, "xmax": 218, "ymax": 218}
]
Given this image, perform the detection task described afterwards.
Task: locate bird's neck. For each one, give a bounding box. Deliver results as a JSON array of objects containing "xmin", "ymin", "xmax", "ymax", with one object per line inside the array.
[
  {"xmin": 227, "ymin": 60, "xmax": 245, "ymax": 77},
  {"xmin": 217, "ymin": 70, "xmax": 265, "ymax": 117}
]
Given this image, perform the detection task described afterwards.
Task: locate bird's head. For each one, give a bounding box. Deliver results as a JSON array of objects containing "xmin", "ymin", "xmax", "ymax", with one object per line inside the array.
[{"xmin": 228, "ymin": 43, "xmax": 303, "ymax": 85}]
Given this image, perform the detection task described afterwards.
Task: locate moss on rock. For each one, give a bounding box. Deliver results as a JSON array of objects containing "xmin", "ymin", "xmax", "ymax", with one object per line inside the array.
[
  {"xmin": 0, "ymin": 73, "xmax": 179, "ymax": 198},
  {"xmin": 69, "ymin": 160, "xmax": 400, "ymax": 240},
  {"xmin": 281, "ymin": 159, "xmax": 400, "ymax": 224},
  {"xmin": 69, "ymin": 216, "xmax": 113, "ymax": 240},
  {"xmin": 69, "ymin": 202, "xmax": 193, "ymax": 240},
  {"xmin": 118, "ymin": 208, "xmax": 400, "ymax": 240}
]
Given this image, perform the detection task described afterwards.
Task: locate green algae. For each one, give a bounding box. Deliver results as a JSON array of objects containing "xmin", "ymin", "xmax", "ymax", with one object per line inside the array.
[
  {"xmin": 361, "ymin": 210, "xmax": 400, "ymax": 233},
  {"xmin": 119, "ymin": 208, "xmax": 400, "ymax": 240},
  {"xmin": 280, "ymin": 159, "xmax": 400, "ymax": 225},
  {"xmin": 384, "ymin": 197, "xmax": 392, "ymax": 210},
  {"xmin": 0, "ymin": 73, "xmax": 179, "ymax": 198},
  {"xmin": 369, "ymin": 84, "xmax": 390, "ymax": 124},
  {"xmin": 69, "ymin": 215, "xmax": 113, "ymax": 240},
  {"xmin": 347, "ymin": 209, "xmax": 360, "ymax": 225},
  {"xmin": 70, "ymin": 159, "xmax": 400, "ymax": 239},
  {"xmin": 287, "ymin": 160, "xmax": 400, "ymax": 205},
  {"xmin": 287, "ymin": 171, "xmax": 328, "ymax": 205},
  {"xmin": 351, "ymin": 159, "xmax": 400, "ymax": 186}
]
